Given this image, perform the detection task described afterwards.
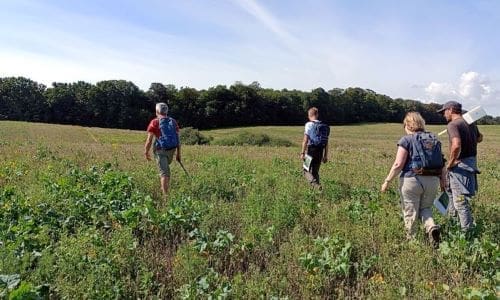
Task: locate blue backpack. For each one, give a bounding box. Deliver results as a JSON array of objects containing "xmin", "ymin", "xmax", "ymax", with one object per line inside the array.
[
  {"xmin": 410, "ymin": 131, "xmax": 444, "ymax": 175},
  {"xmin": 311, "ymin": 121, "xmax": 330, "ymax": 147},
  {"xmin": 156, "ymin": 117, "xmax": 179, "ymax": 150}
]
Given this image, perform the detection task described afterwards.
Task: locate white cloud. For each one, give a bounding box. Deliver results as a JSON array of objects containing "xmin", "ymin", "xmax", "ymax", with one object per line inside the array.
[
  {"xmin": 425, "ymin": 71, "xmax": 500, "ymax": 116},
  {"xmin": 425, "ymin": 82, "xmax": 457, "ymax": 99},
  {"xmin": 458, "ymin": 72, "xmax": 490, "ymax": 100}
]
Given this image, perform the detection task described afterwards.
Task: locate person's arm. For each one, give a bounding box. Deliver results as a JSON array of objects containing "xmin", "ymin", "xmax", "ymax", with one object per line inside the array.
[
  {"xmin": 176, "ymin": 144, "xmax": 181, "ymax": 162},
  {"xmin": 175, "ymin": 120, "xmax": 181, "ymax": 162},
  {"xmin": 144, "ymin": 132, "xmax": 154, "ymax": 161},
  {"xmin": 447, "ymin": 137, "xmax": 461, "ymax": 169},
  {"xmin": 381, "ymin": 146, "xmax": 408, "ymax": 192},
  {"xmin": 440, "ymin": 166, "xmax": 447, "ymax": 192},
  {"xmin": 322, "ymin": 142, "xmax": 329, "ymax": 163},
  {"xmin": 300, "ymin": 135, "xmax": 308, "ymax": 160},
  {"xmin": 477, "ymin": 130, "xmax": 483, "ymax": 143}
]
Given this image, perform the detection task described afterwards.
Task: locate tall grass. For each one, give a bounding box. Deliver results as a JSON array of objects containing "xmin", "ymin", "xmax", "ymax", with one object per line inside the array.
[{"xmin": 0, "ymin": 121, "xmax": 498, "ymax": 298}]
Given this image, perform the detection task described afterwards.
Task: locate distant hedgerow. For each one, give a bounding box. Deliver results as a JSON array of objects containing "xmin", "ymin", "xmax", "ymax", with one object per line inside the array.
[
  {"xmin": 180, "ymin": 127, "xmax": 211, "ymax": 145},
  {"xmin": 214, "ymin": 132, "xmax": 292, "ymax": 147}
]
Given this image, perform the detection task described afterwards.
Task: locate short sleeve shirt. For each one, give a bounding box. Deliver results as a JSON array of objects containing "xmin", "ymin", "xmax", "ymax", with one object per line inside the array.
[
  {"xmin": 147, "ymin": 116, "xmax": 180, "ymax": 139},
  {"xmin": 447, "ymin": 118, "xmax": 480, "ymax": 159},
  {"xmin": 304, "ymin": 120, "xmax": 321, "ymax": 146},
  {"xmin": 397, "ymin": 134, "xmax": 416, "ymax": 177}
]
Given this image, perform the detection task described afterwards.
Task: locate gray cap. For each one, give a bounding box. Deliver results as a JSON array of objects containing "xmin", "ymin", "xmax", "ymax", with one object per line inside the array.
[{"xmin": 437, "ymin": 101, "xmax": 462, "ymax": 114}]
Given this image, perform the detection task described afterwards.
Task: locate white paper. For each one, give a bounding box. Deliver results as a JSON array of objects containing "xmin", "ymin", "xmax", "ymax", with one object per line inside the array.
[
  {"xmin": 433, "ymin": 192, "xmax": 449, "ymax": 216},
  {"xmin": 303, "ymin": 154, "xmax": 313, "ymax": 172}
]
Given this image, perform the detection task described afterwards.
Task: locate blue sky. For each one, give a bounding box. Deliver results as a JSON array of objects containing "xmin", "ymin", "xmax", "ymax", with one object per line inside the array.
[{"xmin": 1, "ymin": 0, "xmax": 499, "ymax": 115}]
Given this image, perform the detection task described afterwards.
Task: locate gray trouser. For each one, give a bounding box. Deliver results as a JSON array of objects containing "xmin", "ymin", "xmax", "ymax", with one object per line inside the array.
[
  {"xmin": 446, "ymin": 168, "xmax": 476, "ymax": 231},
  {"xmin": 399, "ymin": 176, "xmax": 439, "ymax": 238}
]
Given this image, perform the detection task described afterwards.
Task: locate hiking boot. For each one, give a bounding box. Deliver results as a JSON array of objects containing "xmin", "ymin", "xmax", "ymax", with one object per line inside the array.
[
  {"xmin": 429, "ymin": 226, "xmax": 440, "ymax": 249},
  {"xmin": 311, "ymin": 182, "xmax": 322, "ymax": 191}
]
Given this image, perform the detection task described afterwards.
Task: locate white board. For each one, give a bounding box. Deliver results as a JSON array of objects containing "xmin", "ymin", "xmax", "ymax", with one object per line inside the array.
[{"xmin": 463, "ymin": 106, "xmax": 487, "ymax": 124}]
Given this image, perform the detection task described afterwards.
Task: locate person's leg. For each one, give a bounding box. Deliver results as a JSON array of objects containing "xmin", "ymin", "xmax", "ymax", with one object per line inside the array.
[
  {"xmin": 156, "ymin": 149, "xmax": 173, "ymax": 198},
  {"xmin": 311, "ymin": 146, "xmax": 323, "ymax": 185},
  {"xmin": 160, "ymin": 175, "xmax": 170, "ymax": 196},
  {"xmin": 446, "ymin": 172, "xmax": 457, "ymax": 218},
  {"xmin": 399, "ymin": 177, "xmax": 423, "ymax": 239},
  {"xmin": 449, "ymin": 171, "xmax": 474, "ymax": 231},
  {"xmin": 419, "ymin": 176, "xmax": 439, "ymax": 232},
  {"xmin": 304, "ymin": 146, "xmax": 321, "ymax": 186},
  {"xmin": 419, "ymin": 176, "xmax": 440, "ymax": 247},
  {"xmin": 311, "ymin": 159, "xmax": 321, "ymax": 184}
]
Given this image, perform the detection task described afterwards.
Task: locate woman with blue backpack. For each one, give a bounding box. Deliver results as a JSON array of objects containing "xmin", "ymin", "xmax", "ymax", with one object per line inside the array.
[{"xmin": 381, "ymin": 112, "xmax": 444, "ymax": 248}]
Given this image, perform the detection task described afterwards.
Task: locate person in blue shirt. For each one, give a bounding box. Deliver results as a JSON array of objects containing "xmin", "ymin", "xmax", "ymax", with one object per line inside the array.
[{"xmin": 381, "ymin": 112, "xmax": 441, "ymax": 247}]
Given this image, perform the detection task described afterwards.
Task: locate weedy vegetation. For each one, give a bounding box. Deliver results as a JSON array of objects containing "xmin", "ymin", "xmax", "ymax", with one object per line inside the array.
[{"xmin": 0, "ymin": 121, "xmax": 498, "ymax": 299}]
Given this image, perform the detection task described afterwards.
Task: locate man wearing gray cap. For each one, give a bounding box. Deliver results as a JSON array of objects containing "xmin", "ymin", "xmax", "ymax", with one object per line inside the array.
[{"xmin": 437, "ymin": 101, "xmax": 483, "ymax": 233}]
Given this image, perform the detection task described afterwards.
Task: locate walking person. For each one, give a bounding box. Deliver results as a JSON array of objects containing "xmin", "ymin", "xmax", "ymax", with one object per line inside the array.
[
  {"xmin": 300, "ymin": 107, "xmax": 330, "ymax": 189},
  {"xmin": 144, "ymin": 102, "xmax": 181, "ymax": 199},
  {"xmin": 437, "ymin": 101, "xmax": 483, "ymax": 233},
  {"xmin": 381, "ymin": 112, "xmax": 443, "ymax": 247}
]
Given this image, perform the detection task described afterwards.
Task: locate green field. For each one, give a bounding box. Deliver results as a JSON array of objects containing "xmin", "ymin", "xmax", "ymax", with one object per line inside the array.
[{"xmin": 1, "ymin": 121, "xmax": 499, "ymax": 299}]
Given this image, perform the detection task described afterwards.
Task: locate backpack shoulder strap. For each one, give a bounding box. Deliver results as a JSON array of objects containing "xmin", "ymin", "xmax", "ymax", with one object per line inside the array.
[{"xmin": 410, "ymin": 132, "xmax": 423, "ymax": 158}]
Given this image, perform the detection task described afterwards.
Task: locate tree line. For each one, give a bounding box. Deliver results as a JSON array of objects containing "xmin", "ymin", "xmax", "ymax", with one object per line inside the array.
[{"xmin": 1, "ymin": 77, "xmax": 498, "ymax": 130}]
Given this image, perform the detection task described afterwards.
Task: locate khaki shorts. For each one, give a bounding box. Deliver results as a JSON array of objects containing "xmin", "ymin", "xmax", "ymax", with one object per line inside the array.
[{"xmin": 154, "ymin": 149, "xmax": 175, "ymax": 177}]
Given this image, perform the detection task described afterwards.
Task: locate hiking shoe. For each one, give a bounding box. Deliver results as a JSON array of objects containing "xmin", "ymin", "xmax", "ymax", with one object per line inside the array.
[
  {"xmin": 429, "ymin": 227, "xmax": 440, "ymax": 249},
  {"xmin": 311, "ymin": 182, "xmax": 322, "ymax": 190}
]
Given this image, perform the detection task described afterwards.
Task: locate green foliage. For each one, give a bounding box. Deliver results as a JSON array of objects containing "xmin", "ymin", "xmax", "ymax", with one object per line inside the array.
[
  {"xmin": 180, "ymin": 127, "xmax": 211, "ymax": 145},
  {"xmin": 439, "ymin": 229, "xmax": 499, "ymax": 298},
  {"xmin": 3, "ymin": 76, "xmax": 500, "ymax": 129},
  {"xmin": 299, "ymin": 236, "xmax": 353, "ymax": 277},
  {"xmin": 0, "ymin": 77, "xmax": 47, "ymax": 122},
  {"xmin": 0, "ymin": 275, "xmax": 48, "ymax": 300},
  {"xmin": 214, "ymin": 131, "xmax": 292, "ymax": 147},
  {"xmin": 7, "ymin": 282, "xmax": 42, "ymax": 300},
  {"xmin": 1, "ymin": 122, "xmax": 499, "ymax": 298},
  {"xmin": 50, "ymin": 228, "xmax": 138, "ymax": 299},
  {"xmin": 0, "ymin": 163, "xmax": 155, "ymax": 259},
  {"xmin": 158, "ymin": 196, "xmax": 206, "ymax": 242},
  {"xmin": 178, "ymin": 268, "xmax": 232, "ymax": 299}
]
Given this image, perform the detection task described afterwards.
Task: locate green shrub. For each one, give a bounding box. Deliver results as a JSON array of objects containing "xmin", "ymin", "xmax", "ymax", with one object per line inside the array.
[
  {"xmin": 180, "ymin": 127, "xmax": 211, "ymax": 145},
  {"xmin": 214, "ymin": 132, "xmax": 292, "ymax": 147}
]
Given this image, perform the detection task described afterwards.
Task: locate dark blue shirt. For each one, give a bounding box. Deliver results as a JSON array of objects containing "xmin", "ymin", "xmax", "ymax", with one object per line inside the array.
[{"xmin": 398, "ymin": 134, "xmax": 417, "ymax": 177}]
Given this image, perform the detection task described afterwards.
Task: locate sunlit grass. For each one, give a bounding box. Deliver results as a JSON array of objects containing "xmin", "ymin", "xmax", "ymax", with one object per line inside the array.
[{"xmin": 0, "ymin": 120, "xmax": 498, "ymax": 298}]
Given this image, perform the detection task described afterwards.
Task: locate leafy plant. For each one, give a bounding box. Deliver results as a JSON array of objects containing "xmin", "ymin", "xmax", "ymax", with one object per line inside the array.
[
  {"xmin": 178, "ymin": 268, "xmax": 232, "ymax": 299},
  {"xmin": 299, "ymin": 236, "xmax": 353, "ymax": 277}
]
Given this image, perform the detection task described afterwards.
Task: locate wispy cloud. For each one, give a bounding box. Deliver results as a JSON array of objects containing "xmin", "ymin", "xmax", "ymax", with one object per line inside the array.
[{"xmin": 231, "ymin": 0, "xmax": 299, "ymax": 52}]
